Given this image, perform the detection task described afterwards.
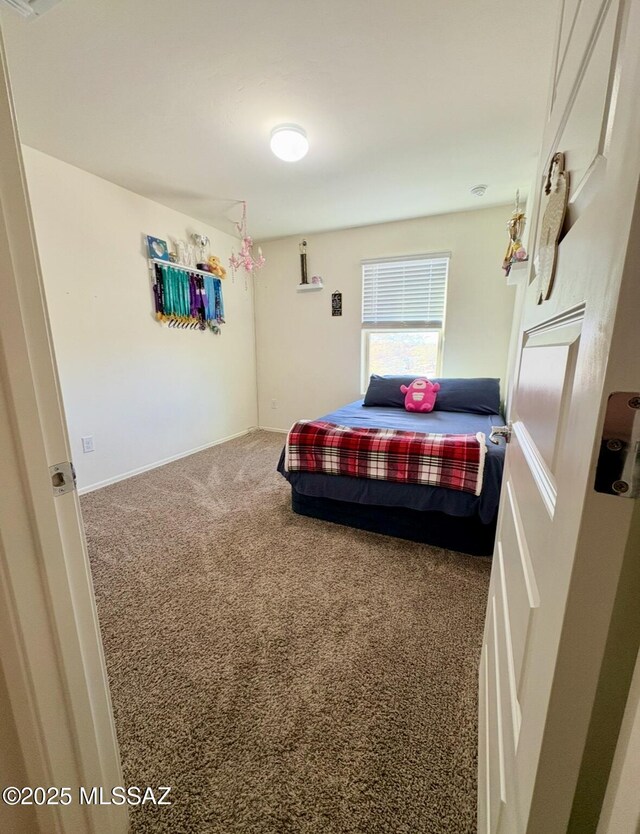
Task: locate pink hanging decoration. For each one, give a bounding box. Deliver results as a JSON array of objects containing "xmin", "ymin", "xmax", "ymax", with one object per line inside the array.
[{"xmin": 229, "ymin": 201, "xmax": 265, "ymax": 283}]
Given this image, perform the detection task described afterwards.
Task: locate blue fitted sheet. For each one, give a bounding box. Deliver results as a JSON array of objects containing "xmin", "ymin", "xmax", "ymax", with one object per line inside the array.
[{"xmin": 277, "ymin": 400, "xmax": 506, "ymax": 524}]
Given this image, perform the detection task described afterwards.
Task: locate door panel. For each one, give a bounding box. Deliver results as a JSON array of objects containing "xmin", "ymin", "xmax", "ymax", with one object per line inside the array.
[
  {"xmin": 479, "ymin": 0, "xmax": 640, "ymax": 830},
  {"xmin": 480, "ymin": 538, "xmax": 526, "ymax": 834},
  {"xmin": 517, "ymin": 344, "xmax": 572, "ymax": 468},
  {"xmin": 560, "ymin": 0, "xmax": 620, "ymax": 227},
  {"xmin": 517, "ymin": 310, "xmax": 583, "ymax": 478},
  {"xmin": 555, "ymin": 0, "xmax": 583, "ymax": 78},
  {"xmin": 511, "ymin": 420, "xmax": 557, "ymax": 520},
  {"xmin": 500, "ymin": 481, "xmax": 539, "ymax": 698},
  {"xmin": 495, "ymin": 543, "xmax": 523, "ymax": 752},
  {"xmin": 482, "ymin": 597, "xmax": 508, "ymax": 834},
  {"xmin": 552, "ymin": 0, "xmax": 612, "ymax": 118}
]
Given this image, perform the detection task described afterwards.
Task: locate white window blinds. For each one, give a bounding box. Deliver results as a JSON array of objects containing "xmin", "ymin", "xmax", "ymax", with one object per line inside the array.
[{"xmin": 361, "ymin": 253, "xmax": 449, "ymax": 328}]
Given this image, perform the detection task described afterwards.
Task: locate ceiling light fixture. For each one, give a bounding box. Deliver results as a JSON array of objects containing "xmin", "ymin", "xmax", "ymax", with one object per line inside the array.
[
  {"xmin": 471, "ymin": 184, "xmax": 488, "ymax": 197},
  {"xmin": 270, "ymin": 125, "xmax": 309, "ymax": 162},
  {"xmin": 228, "ymin": 201, "xmax": 265, "ymax": 287}
]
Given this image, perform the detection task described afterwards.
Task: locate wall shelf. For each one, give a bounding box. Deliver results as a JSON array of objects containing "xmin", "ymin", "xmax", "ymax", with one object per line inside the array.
[
  {"xmin": 506, "ymin": 258, "xmax": 530, "ymax": 286},
  {"xmin": 508, "ymin": 258, "xmax": 529, "ymax": 271},
  {"xmin": 149, "ymin": 257, "xmax": 218, "ymax": 279},
  {"xmin": 297, "ymin": 282, "xmax": 323, "ymax": 292}
]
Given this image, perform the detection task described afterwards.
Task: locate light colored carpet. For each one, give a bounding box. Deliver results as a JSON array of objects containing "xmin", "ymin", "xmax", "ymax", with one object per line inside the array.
[{"xmin": 82, "ymin": 430, "xmax": 491, "ymax": 834}]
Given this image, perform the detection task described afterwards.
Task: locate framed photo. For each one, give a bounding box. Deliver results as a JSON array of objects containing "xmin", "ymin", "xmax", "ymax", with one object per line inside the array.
[{"xmin": 147, "ymin": 235, "xmax": 170, "ymax": 261}]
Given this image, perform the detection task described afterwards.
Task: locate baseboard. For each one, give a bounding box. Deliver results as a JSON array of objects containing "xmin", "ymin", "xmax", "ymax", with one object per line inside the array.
[
  {"xmin": 258, "ymin": 426, "xmax": 289, "ymax": 434},
  {"xmin": 77, "ymin": 427, "xmax": 258, "ymax": 495}
]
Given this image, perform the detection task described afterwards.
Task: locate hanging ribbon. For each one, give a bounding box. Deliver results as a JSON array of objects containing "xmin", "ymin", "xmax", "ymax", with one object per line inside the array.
[{"xmin": 152, "ymin": 264, "xmax": 225, "ymax": 333}]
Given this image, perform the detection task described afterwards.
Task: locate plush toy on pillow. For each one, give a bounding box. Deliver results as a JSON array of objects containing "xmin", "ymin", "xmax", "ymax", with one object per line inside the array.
[{"xmin": 400, "ymin": 378, "xmax": 440, "ymax": 413}]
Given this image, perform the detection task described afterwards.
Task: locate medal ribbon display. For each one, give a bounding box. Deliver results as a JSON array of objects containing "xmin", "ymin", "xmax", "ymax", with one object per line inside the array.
[{"xmin": 153, "ymin": 264, "xmax": 225, "ymax": 332}]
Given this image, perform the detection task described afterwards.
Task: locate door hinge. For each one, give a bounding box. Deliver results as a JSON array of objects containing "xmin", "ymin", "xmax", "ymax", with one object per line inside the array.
[
  {"xmin": 489, "ymin": 423, "xmax": 512, "ymax": 445},
  {"xmin": 50, "ymin": 461, "xmax": 76, "ymax": 496}
]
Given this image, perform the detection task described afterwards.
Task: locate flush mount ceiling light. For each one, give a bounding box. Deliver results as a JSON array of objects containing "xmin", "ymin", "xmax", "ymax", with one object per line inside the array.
[
  {"xmin": 270, "ymin": 125, "xmax": 309, "ymax": 162},
  {"xmin": 471, "ymin": 184, "xmax": 488, "ymax": 197}
]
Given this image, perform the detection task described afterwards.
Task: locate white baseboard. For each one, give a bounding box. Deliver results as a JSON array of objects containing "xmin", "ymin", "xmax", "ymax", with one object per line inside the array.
[
  {"xmin": 77, "ymin": 427, "xmax": 258, "ymax": 495},
  {"xmin": 257, "ymin": 425, "xmax": 288, "ymax": 434}
]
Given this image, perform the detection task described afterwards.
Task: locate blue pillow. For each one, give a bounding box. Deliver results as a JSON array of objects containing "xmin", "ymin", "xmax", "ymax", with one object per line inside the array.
[{"xmin": 363, "ymin": 375, "xmax": 501, "ymax": 414}]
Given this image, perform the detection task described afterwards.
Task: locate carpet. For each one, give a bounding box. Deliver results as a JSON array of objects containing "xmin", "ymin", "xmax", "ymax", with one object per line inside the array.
[{"xmin": 82, "ymin": 430, "xmax": 491, "ymax": 834}]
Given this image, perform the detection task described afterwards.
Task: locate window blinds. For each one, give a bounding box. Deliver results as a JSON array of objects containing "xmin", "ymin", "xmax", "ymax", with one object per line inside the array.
[{"xmin": 361, "ymin": 254, "xmax": 449, "ymax": 328}]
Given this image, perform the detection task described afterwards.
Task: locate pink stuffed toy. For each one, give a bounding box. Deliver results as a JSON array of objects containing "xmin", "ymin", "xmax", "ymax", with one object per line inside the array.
[{"xmin": 400, "ymin": 378, "xmax": 440, "ymax": 413}]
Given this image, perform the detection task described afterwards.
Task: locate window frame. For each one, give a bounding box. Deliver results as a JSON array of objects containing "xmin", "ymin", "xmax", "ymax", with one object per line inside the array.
[
  {"xmin": 360, "ymin": 326, "xmax": 444, "ymax": 394},
  {"xmin": 360, "ymin": 252, "xmax": 450, "ymax": 392}
]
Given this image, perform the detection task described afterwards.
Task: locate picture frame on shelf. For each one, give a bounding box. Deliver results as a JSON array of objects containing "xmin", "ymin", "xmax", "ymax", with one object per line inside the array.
[{"xmin": 146, "ymin": 235, "xmax": 170, "ymax": 261}]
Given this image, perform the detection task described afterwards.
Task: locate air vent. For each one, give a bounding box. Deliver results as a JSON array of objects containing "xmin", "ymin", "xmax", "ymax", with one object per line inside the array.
[
  {"xmin": 0, "ymin": 0, "xmax": 63, "ymax": 17},
  {"xmin": 470, "ymin": 184, "xmax": 488, "ymax": 197}
]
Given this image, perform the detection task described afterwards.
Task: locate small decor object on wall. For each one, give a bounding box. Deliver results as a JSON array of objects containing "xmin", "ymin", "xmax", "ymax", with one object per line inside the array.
[
  {"xmin": 331, "ymin": 291, "xmax": 342, "ymax": 316},
  {"xmin": 147, "ymin": 235, "xmax": 170, "ymax": 261},
  {"xmin": 502, "ymin": 190, "xmax": 528, "ymax": 276},
  {"xmin": 173, "ymin": 238, "xmax": 187, "ymax": 265},
  {"xmin": 208, "ymin": 255, "xmax": 227, "ymax": 278},
  {"xmin": 228, "ymin": 201, "xmax": 265, "ymax": 287},
  {"xmin": 192, "ymin": 233, "xmax": 210, "ymax": 270},
  {"xmin": 173, "ymin": 238, "xmax": 197, "ymax": 268},
  {"xmin": 299, "ymin": 239, "xmax": 308, "ymax": 285},
  {"xmin": 537, "ymin": 151, "xmax": 570, "ymax": 304}
]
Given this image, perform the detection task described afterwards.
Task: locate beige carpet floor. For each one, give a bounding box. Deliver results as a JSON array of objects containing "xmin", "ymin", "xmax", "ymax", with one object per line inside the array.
[{"xmin": 82, "ymin": 430, "xmax": 491, "ymax": 834}]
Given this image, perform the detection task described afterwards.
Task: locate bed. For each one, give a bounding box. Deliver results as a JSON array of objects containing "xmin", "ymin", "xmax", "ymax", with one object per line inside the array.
[{"xmin": 277, "ymin": 377, "xmax": 506, "ymax": 556}]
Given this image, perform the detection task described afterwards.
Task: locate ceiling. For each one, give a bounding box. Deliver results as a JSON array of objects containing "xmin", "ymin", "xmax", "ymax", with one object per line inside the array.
[{"xmin": 0, "ymin": 0, "xmax": 558, "ymax": 240}]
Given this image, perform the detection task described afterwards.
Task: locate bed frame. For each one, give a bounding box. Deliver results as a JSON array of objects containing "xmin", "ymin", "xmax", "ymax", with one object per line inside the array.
[{"xmin": 291, "ymin": 489, "xmax": 496, "ymax": 557}]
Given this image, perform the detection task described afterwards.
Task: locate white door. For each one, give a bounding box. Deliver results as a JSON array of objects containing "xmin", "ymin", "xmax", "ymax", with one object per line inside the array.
[
  {"xmin": 479, "ymin": 1, "xmax": 640, "ymax": 832},
  {"xmin": 0, "ymin": 26, "xmax": 126, "ymax": 834}
]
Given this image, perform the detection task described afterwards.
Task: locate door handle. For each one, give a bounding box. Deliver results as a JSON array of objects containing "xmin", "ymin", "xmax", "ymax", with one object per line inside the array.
[{"xmin": 489, "ymin": 423, "xmax": 512, "ymax": 445}]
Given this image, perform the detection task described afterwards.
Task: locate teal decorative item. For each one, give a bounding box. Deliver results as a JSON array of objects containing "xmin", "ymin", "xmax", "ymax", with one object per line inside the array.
[{"xmin": 147, "ymin": 235, "xmax": 170, "ymax": 261}]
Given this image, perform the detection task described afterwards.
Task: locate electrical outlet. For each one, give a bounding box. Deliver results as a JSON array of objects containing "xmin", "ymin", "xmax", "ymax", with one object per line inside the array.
[
  {"xmin": 81, "ymin": 435, "xmax": 95, "ymax": 453},
  {"xmin": 271, "ymin": 399, "xmax": 278, "ymax": 409}
]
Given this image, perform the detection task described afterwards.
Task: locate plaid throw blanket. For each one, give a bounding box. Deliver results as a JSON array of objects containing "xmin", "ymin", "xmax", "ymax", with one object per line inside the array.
[{"xmin": 285, "ymin": 421, "xmax": 486, "ymax": 496}]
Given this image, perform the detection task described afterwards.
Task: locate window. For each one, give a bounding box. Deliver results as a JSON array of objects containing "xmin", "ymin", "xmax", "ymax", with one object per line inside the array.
[{"xmin": 361, "ymin": 253, "xmax": 449, "ymax": 387}]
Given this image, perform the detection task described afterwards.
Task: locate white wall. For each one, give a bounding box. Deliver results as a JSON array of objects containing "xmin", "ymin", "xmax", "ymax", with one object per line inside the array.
[
  {"xmin": 255, "ymin": 205, "xmax": 516, "ymax": 430},
  {"xmin": 23, "ymin": 147, "xmax": 257, "ymax": 491}
]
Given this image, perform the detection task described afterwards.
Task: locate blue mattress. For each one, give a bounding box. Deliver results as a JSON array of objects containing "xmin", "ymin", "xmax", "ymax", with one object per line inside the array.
[{"xmin": 277, "ymin": 400, "xmax": 506, "ymax": 524}]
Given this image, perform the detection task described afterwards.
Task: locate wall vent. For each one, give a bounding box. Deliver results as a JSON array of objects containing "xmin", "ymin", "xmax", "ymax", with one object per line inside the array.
[{"xmin": 0, "ymin": 0, "xmax": 63, "ymax": 17}]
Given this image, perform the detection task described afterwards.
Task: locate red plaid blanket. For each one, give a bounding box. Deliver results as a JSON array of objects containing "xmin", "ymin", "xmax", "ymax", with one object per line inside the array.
[{"xmin": 285, "ymin": 421, "xmax": 486, "ymax": 495}]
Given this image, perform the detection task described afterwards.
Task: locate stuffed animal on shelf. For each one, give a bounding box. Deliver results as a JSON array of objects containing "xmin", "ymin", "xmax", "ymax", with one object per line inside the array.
[
  {"xmin": 400, "ymin": 378, "xmax": 440, "ymax": 413},
  {"xmin": 208, "ymin": 255, "xmax": 227, "ymax": 278}
]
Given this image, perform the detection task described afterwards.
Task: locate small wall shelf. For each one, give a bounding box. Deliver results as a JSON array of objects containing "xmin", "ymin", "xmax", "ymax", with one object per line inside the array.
[
  {"xmin": 506, "ymin": 258, "xmax": 530, "ymax": 287},
  {"xmin": 297, "ymin": 282, "xmax": 323, "ymax": 292},
  {"xmin": 149, "ymin": 257, "xmax": 217, "ymax": 279}
]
